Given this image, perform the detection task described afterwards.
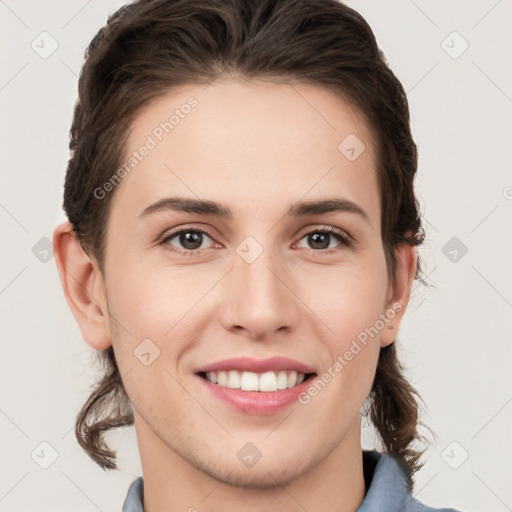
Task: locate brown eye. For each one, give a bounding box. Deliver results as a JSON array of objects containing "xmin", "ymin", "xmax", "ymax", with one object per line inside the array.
[
  {"xmin": 296, "ymin": 227, "xmax": 351, "ymax": 253},
  {"xmin": 161, "ymin": 227, "xmax": 216, "ymax": 255}
]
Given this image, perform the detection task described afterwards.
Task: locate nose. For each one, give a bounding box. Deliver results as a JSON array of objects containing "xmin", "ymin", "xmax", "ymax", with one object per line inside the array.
[{"xmin": 221, "ymin": 244, "xmax": 301, "ymax": 342}]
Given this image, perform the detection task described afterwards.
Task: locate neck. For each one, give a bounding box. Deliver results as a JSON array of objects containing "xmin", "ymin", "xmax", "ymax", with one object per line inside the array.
[{"xmin": 135, "ymin": 413, "xmax": 366, "ymax": 512}]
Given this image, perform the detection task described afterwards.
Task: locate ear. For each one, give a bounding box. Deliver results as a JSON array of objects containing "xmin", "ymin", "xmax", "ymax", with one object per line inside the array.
[
  {"xmin": 379, "ymin": 240, "xmax": 417, "ymax": 348},
  {"xmin": 53, "ymin": 221, "xmax": 112, "ymax": 350}
]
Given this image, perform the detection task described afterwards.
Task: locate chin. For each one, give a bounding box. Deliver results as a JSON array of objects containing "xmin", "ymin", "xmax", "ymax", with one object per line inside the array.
[
  {"xmin": 213, "ymin": 463, "xmax": 306, "ymax": 490},
  {"xmin": 187, "ymin": 446, "xmax": 310, "ymax": 490}
]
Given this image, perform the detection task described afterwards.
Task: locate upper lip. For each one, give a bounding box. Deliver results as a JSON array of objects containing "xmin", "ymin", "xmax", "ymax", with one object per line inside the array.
[{"xmin": 195, "ymin": 356, "xmax": 317, "ymax": 375}]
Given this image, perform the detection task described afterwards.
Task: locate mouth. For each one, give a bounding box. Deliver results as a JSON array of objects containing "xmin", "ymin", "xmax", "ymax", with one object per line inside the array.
[
  {"xmin": 194, "ymin": 356, "xmax": 318, "ymax": 414},
  {"xmin": 197, "ymin": 370, "xmax": 317, "ymax": 392}
]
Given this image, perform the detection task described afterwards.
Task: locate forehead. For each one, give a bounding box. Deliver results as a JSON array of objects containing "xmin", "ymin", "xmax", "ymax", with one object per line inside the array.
[{"xmin": 109, "ymin": 79, "xmax": 380, "ymax": 229}]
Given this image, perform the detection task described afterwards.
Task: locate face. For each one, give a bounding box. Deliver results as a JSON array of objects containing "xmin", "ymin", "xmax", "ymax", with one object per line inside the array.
[{"xmin": 97, "ymin": 79, "xmax": 399, "ymax": 487}]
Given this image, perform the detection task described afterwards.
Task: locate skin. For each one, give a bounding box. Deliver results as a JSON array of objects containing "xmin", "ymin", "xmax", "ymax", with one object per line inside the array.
[{"xmin": 53, "ymin": 78, "xmax": 416, "ymax": 512}]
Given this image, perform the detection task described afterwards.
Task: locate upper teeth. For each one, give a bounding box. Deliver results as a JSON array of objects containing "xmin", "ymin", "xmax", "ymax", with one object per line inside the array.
[{"xmin": 205, "ymin": 370, "xmax": 306, "ymax": 392}]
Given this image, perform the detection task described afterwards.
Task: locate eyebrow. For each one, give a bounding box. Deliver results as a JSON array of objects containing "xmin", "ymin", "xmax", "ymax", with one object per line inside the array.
[{"xmin": 138, "ymin": 196, "xmax": 371, "ymax": 224}]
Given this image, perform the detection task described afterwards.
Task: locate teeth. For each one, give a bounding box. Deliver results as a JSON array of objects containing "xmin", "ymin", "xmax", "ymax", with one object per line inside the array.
[
  {"xmin": 227, "ymin": 370, "xmax": 241, "ymax": 389},
  {"xmin": 276, "ymin": 371, "xmax": 288, "ymax": 389},
  {"xmin": 260, "ymin": 371, "xmax": 277, "ymax": 392},
  {"xmin": 217, "ymin": 371, "xmax": 227, "ymax": 386},
  {"xmin": 204, "ymin": 370, "xmax": 308, "ymax": 391},
  {"xmin": 240, "ymin": 371, "xmax": 259, "ymax": 391}
]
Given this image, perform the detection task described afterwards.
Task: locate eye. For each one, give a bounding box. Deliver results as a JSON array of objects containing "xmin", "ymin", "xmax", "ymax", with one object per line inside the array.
[
  {"xmin": 296, "ymin": 226, "xmax": 352, "ymax": 254},
  {"xmin": 160, "ymin": 226, "xmax": 217, "ymax": 256},
  {"xmin": 159, "ymin": 225, "xmax": 352, "ymax": 257}
]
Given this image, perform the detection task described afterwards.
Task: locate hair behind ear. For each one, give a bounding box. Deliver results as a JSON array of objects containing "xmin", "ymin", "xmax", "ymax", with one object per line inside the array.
[
  {"xmin": 367, "ymin": 342, "xmax": 431, "ymax": 493},
  {"xmin": 75, "ymin": 347, "xmax": 134, "ymax": 470}
]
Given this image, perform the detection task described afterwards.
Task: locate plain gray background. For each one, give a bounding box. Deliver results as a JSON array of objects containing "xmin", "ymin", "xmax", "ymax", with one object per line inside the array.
[{"xmin": 1, "ymin": 1, "xmax": 511, "ymax": 511}]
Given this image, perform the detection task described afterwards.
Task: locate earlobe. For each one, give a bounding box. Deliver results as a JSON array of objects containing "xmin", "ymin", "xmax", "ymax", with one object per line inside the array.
[
  {"xmin": 379, "ymin": 242, "xmax": 417, "ymax": 348},
  {"xmin": 53, "ymin": 221, "xmax": 112, "ymax": 350}
]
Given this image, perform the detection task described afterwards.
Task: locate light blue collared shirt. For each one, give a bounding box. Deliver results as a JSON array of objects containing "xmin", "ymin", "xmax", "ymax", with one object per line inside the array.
[{"xmin": 122, "ymin": 450, "xmax": 462, "ymax": 512}]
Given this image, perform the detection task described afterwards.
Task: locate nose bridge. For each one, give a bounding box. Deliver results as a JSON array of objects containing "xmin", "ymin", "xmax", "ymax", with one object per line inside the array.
[{"xmin": 223, "ymin": 237, "xmax": 300, "ymax": 339}]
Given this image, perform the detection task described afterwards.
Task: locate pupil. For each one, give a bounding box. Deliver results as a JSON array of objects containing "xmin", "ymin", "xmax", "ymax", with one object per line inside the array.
[
  {"xmin": 181, "ymin": 231, "xmax": 202, "ymax": 250},
  {"xmin": 310, "ymin": 232, "xmax": 329, "ymax": 250}
]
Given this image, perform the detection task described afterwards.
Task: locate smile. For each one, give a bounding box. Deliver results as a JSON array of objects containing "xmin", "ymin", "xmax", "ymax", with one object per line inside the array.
[{"xmin": 198, "ymin": 370, "xmax": 315, "ymax": 392}]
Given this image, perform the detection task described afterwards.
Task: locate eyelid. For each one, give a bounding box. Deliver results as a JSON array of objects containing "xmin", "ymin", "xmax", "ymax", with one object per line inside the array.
[
  {"xmin": 158, "ymin": 224, "xmax": 218, "ymax": 248},
  {"xmin": 293, "ymin": 225, "xmax": 353, "ymax": 254},
  {"xmin": 295, "ymin": 224, "xmax": 353, "ymax": 243}
]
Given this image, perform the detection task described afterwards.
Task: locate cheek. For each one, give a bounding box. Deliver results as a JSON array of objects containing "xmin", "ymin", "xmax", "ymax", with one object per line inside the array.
[
  {"xmin": 312, "ymin": 259, "xmax": 389, "ymax": 345},
  {"xmin": 105, "ymin": 256, "xmax": 197, "ymax": 336},
  {"xmin": 305, "ymin": 255, "xmax": 388, "ymax": 397},
  {"xmin": 103, "ymin": 260, "xmax": 214, "ymax": 395}
]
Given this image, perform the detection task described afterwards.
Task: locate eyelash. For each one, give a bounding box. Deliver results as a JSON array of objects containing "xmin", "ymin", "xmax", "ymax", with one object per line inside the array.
[{"xmin": 159, "ymin": 224, "xmax": 353, "ymax": 257}]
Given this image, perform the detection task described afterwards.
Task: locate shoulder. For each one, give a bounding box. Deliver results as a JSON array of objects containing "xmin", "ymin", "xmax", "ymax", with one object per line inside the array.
[
  {"xmin": 122, "ymin": 476, "xmax": 144, "ymax": 512},
  {"xmin": 402, "ymin": 494, "xmax": 463, "ymax": 512},
  {"xmin": 359, "ymin": 450, "xmax": 464, "ymax": 512}
]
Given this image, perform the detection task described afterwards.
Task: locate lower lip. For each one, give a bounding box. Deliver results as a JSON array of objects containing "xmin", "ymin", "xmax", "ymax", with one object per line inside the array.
[{"xmin": 197, "ymin": 374, "xmax": 315, "ymax": 415}]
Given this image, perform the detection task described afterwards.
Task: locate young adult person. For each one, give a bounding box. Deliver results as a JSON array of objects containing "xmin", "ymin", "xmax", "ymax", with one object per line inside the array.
[{"xmin": 53, "ymin": 1, "xmax": 463, "ymax": 510}]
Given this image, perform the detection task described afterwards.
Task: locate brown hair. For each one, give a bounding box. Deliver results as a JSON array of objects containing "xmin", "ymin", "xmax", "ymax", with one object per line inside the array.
[{"xmin": 63, "ymin": 0, "xmax": 430, "ymax": 491}]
